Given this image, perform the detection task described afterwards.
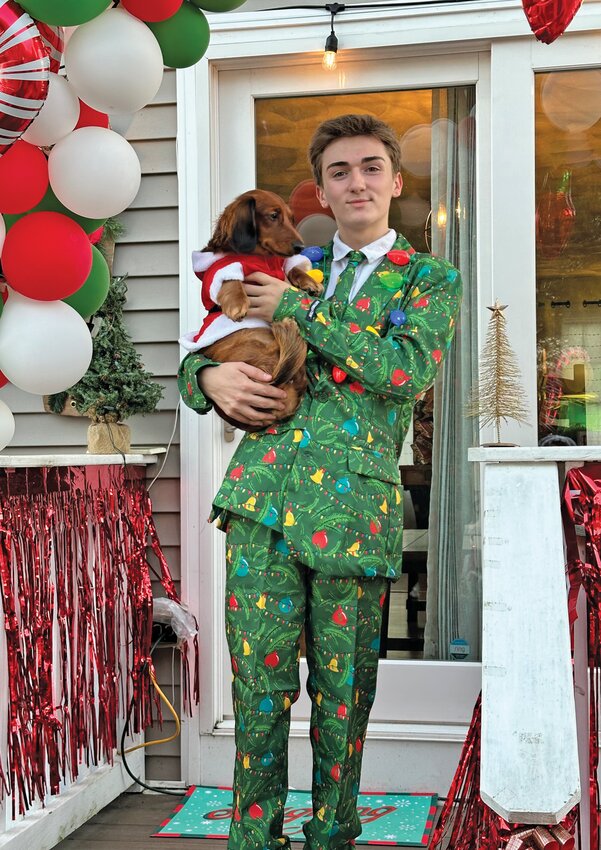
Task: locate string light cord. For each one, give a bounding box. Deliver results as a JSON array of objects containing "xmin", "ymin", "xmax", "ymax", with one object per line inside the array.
[
  {"xmin": 147, "ymin": 399, "xmax": 180, "ymax": 492},
  {"xmin": 266, "ymin": 0, "xmax": 489, "ymax": 9}
]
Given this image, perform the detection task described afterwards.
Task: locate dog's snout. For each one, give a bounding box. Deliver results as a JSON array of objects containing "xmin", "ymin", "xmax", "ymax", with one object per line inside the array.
[{"xmin": 292, "ymin": 242, "xmax": 305, "ymax": 254}]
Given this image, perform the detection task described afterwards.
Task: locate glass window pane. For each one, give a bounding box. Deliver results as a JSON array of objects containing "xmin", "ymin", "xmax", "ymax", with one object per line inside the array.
[
  {"xmin": 536, "ymin": 70, "xmax": 601, "ymax": 446},
  {"xmin": 255, "ymin": 88, "xmax": 480, "ymax": 662}
]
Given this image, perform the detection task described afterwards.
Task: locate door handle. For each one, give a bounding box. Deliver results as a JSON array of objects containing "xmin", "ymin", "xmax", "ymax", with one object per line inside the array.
[{"xmin": 223, "ymin": 420, "xmax": 237, "ymax": 443}]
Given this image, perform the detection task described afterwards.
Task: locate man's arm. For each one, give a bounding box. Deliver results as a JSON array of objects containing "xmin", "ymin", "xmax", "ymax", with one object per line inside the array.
[
  {"xmin": 178, "ymin": 350, "xmax": 288, "ymax": 427},
  {"xmin": 246, "ymin": 258, "xmax": 462, "ymax": 402}
]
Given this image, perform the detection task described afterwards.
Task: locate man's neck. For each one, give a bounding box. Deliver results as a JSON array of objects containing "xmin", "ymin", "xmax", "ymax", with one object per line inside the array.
[{"xmin": 337, "ymin": 225, "xmax": 393, "ymax": 251}]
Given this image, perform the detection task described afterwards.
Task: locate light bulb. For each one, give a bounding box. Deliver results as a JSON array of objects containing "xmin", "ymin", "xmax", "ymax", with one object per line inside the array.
[
  {"xmin": 322, "ymin": 30, "xmax": 338, "ymax": 71},
  {"xmin": 322, "ymin": 50, "xmax": 337, "ymax": 71}
]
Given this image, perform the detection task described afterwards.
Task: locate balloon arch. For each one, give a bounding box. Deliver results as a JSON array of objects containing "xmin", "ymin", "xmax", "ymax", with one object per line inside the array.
[{"xmin": 0, "ymin": 0, "xmax": 246, "ymax": 448}]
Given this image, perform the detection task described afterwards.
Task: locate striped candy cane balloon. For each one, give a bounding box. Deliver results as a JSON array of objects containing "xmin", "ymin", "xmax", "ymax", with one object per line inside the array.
[
  {"xmin": 0, "ymin": 0, "xmax": 50, "ymax": 157},
  {"xmin": 36, "ymin": 22, "xmax": 64, "ymax": 74}
]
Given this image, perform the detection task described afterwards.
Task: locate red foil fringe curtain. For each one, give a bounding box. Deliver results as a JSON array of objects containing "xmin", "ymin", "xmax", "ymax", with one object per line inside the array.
[
  {"xmin": 562, "ymin": 463, "xmax": 601, "ymax": 850},
  {"xmin": 0, "ymin": 464, "xmax": 195, "ymax": 816},
  {"xmin": 429, "ymin": 462, "xmax": 601, "ymax": 850}
]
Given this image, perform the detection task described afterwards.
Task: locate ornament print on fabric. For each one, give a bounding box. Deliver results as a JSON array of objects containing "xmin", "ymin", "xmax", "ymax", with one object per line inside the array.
[
  {"xmin": 178, "ymin": 232, "xmax": 462, "ymax": 581},
  {"xmin": 225, "ymin": 516, "xmax": 387, "ymax": 850}
]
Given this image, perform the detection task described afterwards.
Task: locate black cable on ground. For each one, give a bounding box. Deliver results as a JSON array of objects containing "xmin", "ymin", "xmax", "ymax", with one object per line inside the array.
[{"xmin": 119, "ymin": 634, "xmax": 187, "ymax": 797}]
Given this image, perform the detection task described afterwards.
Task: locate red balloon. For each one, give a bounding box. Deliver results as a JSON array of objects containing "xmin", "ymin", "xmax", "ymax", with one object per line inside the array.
[
  {"xmin": 2, "ymin": 211, "xmax": 92, "ymax": 300},
  {"xmin": 0, "ymin": 141, "xmax": 48, "ymax": 214},
  {"xmin": 289, "ymin": 178, "xmax": 334, "ymax": 226},
  {"xmin": 0, "ymin": 1, "xmax": 50, "ymax": 157},
  {"xmin": 75, "ymin": 100, "xmax": 109, "ymax": 130},
  {"xmin": 88, "ymin": 225, "xmax": 104, "ymax": 244},
  {"xmin": 121, "ymin": 0, "xmax": 184, "ymax": 22}
]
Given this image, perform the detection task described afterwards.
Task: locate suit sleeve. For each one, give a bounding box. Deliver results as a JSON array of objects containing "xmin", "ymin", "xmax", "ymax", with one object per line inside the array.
[
  {"xmin": 272, "ymin": 256, "xmax": 462, "ymax": 402},
  {"xmin": 178, "ymin": 350, "xmax": 219, "ymax": 414}
]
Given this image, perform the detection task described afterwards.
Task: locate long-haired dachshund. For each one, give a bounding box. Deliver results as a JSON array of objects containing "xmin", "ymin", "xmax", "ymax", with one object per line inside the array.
[{"xmin": 180, "ymin": 189, "xmax": 323, "ymax": 430}]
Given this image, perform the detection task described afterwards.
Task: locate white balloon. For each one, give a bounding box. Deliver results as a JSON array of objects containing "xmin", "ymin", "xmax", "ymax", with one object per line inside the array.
[
  {"xmin": 65, "ymin": 8, "xmax": 164, "ymax": 115},
  {"xmin": 22, "ymin": 74, "xmax": 80, "ymax": 148},
  {"xmin": 49, "ymin": 127, "xmax": 141, "ymax": 219},
  {"xmin": 0, "ymin": 291, "xmax": 92, "ymax": 395},
  {"xmin": 0, "ymin": 215, "xmax": 5, "ymax": 257},
  {"xmin": 0, "ymin": 399, "xmax": 15, "ymax": 452},
  {"xmin": 298, "ymin": 214, "xmax": 337, "ymax": 246}
]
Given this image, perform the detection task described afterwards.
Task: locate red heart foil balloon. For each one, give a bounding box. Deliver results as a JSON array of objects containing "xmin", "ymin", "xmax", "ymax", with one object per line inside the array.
[
  {"xmin": 521, "ymin": 0, "xmax": 583, "ymax": 43},
  {"xmin": 0, "ymin": 2, "xmax": 49, "ymax": 157}
]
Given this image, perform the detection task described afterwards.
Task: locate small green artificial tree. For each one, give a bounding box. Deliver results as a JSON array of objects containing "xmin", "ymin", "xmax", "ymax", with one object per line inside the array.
[{"xmin": 48, "ymin": 274, "xmax": 163, "ymax": 423}]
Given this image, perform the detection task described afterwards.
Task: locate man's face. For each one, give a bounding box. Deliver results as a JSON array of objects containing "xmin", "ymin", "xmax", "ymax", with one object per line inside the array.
[{"xmin": 316, "ymin": 135, "xmax": 402, "ymax": 243}]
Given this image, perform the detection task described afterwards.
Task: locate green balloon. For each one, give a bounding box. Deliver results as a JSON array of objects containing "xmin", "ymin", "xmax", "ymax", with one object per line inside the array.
[
  {"xmin": 35, "ymin": 187, "xmax": 106, "ymax": 234},
  {"xmin": 189, "ymin": 0, "xmax": 246, "ymax": 10},
  {"xmin": 63, "ymin": 246, "xmax": 110, "ymax": 318},
  {"xmin": 146, "ymin": 4, "xmax": 210, "ymax": 69},
  {"xmin": 17, "ymin": 0, "xmax": 110, "ymax": 25},
  {"xmin": 2, "ymin": 213, "xmax": 21, "ymax": 232}
]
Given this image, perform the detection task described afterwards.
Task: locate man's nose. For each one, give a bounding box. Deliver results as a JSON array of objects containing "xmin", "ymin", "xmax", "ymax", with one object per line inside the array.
[{"xmin": 349, "ymin": 168, "xmax": 366, "ymax": 190}]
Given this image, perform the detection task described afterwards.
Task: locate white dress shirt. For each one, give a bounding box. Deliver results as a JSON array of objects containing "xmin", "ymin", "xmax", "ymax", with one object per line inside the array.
[{"xmin": 324, "ymin": 229, "xmax": 397, "ymax": 302}]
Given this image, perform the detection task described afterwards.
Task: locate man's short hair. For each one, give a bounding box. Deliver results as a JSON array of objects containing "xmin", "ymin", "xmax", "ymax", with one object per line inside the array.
[{"xmin": 308, "ymin": 114, "xmax": 402, "ymax": 187}]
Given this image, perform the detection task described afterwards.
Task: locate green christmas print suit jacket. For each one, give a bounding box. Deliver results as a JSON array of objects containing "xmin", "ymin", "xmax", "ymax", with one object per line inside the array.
[{"xmin": 178, "ymin": 234, "xmax": 462, "ymax": 580}]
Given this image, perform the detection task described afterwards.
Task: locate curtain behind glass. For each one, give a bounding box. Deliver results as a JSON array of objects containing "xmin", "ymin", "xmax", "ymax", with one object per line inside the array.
[{"xmin": 423, "ymin": 87, "xmax": 481, "ymax": 661}]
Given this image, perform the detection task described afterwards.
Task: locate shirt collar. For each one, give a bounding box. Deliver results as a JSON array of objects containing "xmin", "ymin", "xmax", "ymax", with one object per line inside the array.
[{"xmin": 332, "ymin": 229, "xmax": 397, "ymax": 263}]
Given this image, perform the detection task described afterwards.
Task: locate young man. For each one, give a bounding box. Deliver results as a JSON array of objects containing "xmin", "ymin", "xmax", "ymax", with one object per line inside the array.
[{"xmin": 178, "ymin": 114, "xmax": 462, "ymax": 850}]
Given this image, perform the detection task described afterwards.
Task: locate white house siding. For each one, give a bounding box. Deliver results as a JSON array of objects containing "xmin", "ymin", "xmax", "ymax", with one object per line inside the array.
[{"xmin": 4, "ymin": 70, "xmax": 182, "ymax": 784}]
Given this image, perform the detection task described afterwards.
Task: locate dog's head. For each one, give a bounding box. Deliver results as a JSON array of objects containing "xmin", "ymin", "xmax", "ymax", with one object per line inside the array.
[{"xmin": 206, "ymin": 189, "xmax": 305, "ymax": 257}]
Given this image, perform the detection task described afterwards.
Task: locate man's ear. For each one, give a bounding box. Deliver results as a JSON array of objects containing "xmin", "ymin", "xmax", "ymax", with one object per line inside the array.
[
  {"xmin": 316, "ymin": 184, "xmax": 329, "ymax": 209},
  {"xmin": 392, "ymin": 173, "xmax": 403, "ymax": 198},
  {"xmin": 231, "ymin": 196, "xmax": 257, "ymax": 253}
]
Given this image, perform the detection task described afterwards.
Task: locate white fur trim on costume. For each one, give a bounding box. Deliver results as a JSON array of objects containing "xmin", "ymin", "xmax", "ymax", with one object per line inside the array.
[
  {"xmin": 192, "ymin": 251, "xmax": 225, "ymax": 273},
  {"xmin": 178, "ymin": 315, "xmax": 270, "ymax": 352},
  {"xmin": 284, "ymin": 255, "xmax": 312, "ymax": 273},
  {"xmin": 209, "ymin": 262, "xmax": 244, "ymax": 303}
]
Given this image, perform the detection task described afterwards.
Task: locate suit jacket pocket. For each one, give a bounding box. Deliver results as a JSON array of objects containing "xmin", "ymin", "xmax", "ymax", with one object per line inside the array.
[{"xmin": 347, "ymin": 444, "xmax": 401, "ymax": 484}]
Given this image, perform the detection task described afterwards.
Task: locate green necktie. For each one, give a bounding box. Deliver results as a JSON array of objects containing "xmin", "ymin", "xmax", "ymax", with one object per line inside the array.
[{"xmin": 332, "ymin": 250, "xmax": 366, "ymax": 305}]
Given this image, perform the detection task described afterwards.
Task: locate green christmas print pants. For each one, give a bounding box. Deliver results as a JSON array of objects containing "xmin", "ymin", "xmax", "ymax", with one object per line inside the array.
[{"xmin": 224, "ymin": 515, "xmax": 388, "ymax": 850}]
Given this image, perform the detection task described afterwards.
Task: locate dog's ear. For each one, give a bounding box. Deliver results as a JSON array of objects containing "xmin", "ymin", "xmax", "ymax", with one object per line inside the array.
[{"xmin": 230, "ymin": 196, "xmax": 257, "ymax": 253}]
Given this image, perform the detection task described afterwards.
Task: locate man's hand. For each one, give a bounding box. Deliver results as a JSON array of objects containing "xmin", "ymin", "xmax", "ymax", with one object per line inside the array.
[
  {"xmin": 198, "ymin": 361, "xmax": 288, "ymax": 427},
  {"xmin": 244, "ymin": 271, "xmax": 291, "ymax": 322}
]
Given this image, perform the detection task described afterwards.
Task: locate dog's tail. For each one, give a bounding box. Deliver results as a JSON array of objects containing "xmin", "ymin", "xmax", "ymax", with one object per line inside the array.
[{"xmin": 271, "ymin": 319, "xmax": 307, "ymax": 387}]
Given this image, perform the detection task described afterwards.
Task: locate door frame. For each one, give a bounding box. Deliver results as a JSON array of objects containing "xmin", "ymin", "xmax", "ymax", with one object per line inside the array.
[{"xmin": 177, "ymin": 1, "xmax": 601, "ymax": 787}]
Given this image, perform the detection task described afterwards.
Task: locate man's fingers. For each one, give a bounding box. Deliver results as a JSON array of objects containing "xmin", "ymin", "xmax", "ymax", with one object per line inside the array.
[{"xmin": 237, "ymin": 362, "xmax": 273, "ymax": 382}]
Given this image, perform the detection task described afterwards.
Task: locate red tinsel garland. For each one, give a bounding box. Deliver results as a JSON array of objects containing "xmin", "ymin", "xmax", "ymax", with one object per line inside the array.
[{"xmin": 0, "ymin": 464, "xmax": 195, "ymax": 816}]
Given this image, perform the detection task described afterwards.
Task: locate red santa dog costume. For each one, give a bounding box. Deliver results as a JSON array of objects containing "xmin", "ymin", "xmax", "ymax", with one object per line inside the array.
[{"xmin": 179, "ymin": 251, "xmax": 312, "ymax": 352}]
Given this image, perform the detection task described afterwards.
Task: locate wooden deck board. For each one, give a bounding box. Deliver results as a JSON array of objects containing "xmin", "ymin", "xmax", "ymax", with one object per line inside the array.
[
  {"xmin": 53, "ymin": 791, "xmax": 418, "ymax": 849},
  {"xmin": 52, "ymin": 792, "xmax": 306, "ymax": 850}
]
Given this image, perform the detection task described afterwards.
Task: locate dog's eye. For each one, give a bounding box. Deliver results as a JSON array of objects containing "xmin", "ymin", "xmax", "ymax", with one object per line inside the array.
[{"xmin": 269, "ymin": 211, "xmax": 279, "ymax": 221}]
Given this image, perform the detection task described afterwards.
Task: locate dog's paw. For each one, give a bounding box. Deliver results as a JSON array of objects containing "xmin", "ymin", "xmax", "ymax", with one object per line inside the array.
[
  {"xmin": 222, "ymin": 301, "xmax": 249, "ymax": 321},
  {"xmin": 288, "ymin": 267, "xmax": 324, "ymax": 297},
  {"xmin": 304, "ymin": 279, "xmax": 324, "ymax": 296},
  {"xmin": 219, "ymin": 281, "xmax": 250, "ymax": 321}
]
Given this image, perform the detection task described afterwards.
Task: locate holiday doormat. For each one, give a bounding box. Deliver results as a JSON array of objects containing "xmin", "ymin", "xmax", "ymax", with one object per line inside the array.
[{"xmin": 153, "ymin": 786, "xmax": 438, "ymax": 845}]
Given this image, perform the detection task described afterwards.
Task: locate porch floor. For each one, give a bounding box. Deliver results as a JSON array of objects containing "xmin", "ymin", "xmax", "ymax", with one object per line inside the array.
[{"xmin": 52, "ymin": 791, "xmax": 421, "ymax": 850}]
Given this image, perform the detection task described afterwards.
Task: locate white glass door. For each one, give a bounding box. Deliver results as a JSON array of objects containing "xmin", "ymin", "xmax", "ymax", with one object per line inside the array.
[{"xmin": 213, "ymin": 51, "xmax": 484, "ymax": 732}]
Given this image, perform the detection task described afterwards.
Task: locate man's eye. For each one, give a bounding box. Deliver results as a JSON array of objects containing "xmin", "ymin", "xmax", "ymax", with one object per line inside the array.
[{"xmin": 332, "ymin": 171, "xmax": 346, "ymax": 178}]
